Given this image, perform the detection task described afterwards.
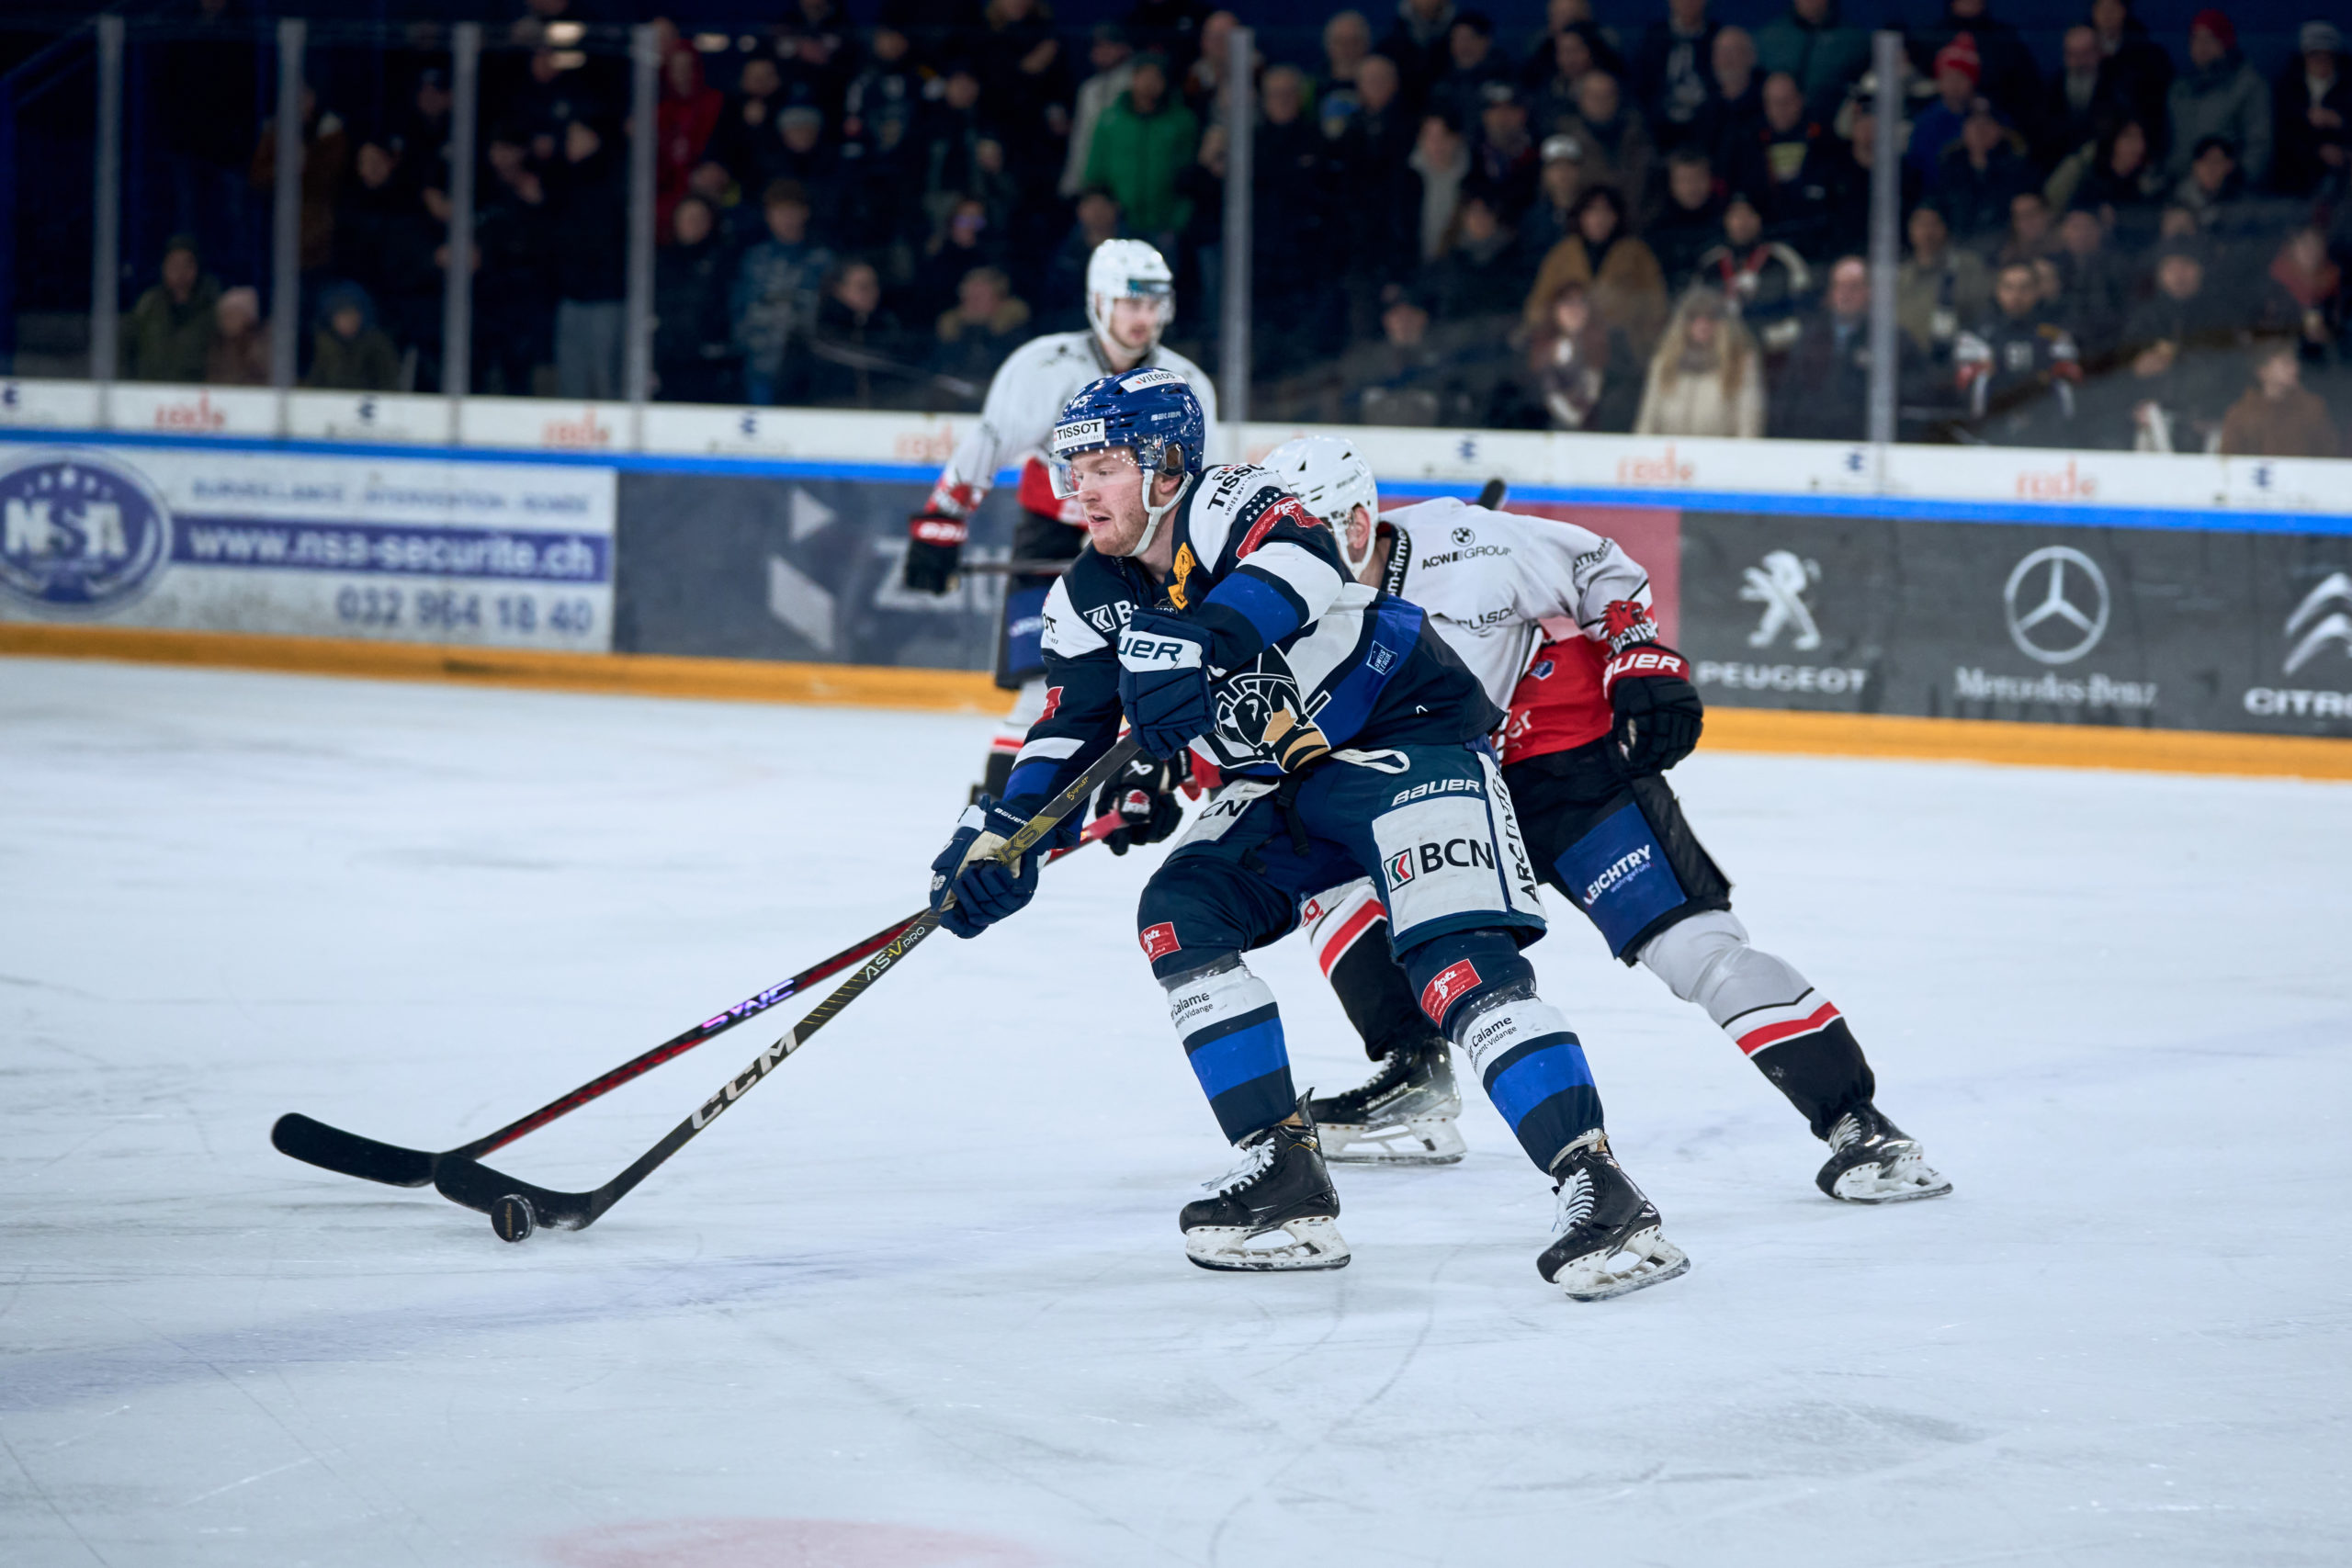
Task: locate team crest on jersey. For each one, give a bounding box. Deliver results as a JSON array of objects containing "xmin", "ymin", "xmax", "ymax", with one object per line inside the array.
[
  {"xmin": 1168, "ymin": 541, "xmax": 1198, "ymax": 609},
  {"xmin": 1531, "ymin": 659, "xmax": 1555, "ymax": 680}
]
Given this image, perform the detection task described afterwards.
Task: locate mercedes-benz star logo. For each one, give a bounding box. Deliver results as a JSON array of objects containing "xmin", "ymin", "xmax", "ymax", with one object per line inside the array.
[{"xmin": 2003, "ymin": 546, "xmax": 2109, "ymax": 665}]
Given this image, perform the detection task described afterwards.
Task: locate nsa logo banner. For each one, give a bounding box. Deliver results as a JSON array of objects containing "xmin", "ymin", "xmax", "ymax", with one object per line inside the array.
[{"xmin": 0, "ymin": 453, "xmax": 170, "ymax": 610}]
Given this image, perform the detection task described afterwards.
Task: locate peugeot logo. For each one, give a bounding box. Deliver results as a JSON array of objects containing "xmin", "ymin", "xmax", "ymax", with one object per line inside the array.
[{"xmin": 2003, "ymin": 546, "xmax": 2109, "ymax": 665}]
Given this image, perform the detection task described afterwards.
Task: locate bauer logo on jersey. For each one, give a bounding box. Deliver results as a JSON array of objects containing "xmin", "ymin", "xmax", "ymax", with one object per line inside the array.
[
  {"xmin": 1118, "ymin": 629, "xmax": 1204, "ymax": 670},
  {"xmin": 0, "ymin": 451, "xmax": 172, "ymax": 611},
  {"xmin": 1050, "ymin": 418, "xmax": 1107, "ymax": 456}
]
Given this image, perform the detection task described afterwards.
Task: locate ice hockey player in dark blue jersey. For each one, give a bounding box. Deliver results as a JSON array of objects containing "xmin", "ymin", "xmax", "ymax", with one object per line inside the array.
[{"xmin": 925, "ymin": 368, "xmax": 1690, "ymax": 1301}]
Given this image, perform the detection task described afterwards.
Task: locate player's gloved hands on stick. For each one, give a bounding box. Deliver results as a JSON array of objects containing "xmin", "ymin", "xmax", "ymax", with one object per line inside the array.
[
  {"xmin": 928, "ymin": 796, "xmax": 1079, "ymax": 938},
  {"xmin": 1092, "ymin": 754, "xmax": 1186, "ymax": 855},
  {"xmin": 903, "ymin": 512, "xmax": 967, "ymax": 595},
  {"xmin": 1599, "ymin": 599, "xmax": 1703, "ymax": 776},
  {"xmin": 1116, "ymin": 612, "xmax": 1215, "ymax": 761}
]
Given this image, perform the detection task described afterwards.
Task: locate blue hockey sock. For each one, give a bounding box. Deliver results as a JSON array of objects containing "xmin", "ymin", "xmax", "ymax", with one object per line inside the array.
[{"xmin": 1165, "ymin": 957, "xmax": 1297, "ymax": 1144}]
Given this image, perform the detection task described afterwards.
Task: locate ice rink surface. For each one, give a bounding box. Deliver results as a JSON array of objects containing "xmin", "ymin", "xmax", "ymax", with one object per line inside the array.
[{"xmin": 3, "ymin": 658, "xmax": 2348, "ymax": 1568}]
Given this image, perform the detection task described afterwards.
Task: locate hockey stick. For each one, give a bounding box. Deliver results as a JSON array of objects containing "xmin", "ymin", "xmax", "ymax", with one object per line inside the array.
[
  {"xmin": 1475, "ymin": 477, "xmax": 1510, "ymax": 509},
  {"xmin": 271, "ymin": 812, "xmax": 1123, "ymax": 1190},
  {"xmin": 433, "ymin": 734, "xmax": 1146, "ymax": 1237}
]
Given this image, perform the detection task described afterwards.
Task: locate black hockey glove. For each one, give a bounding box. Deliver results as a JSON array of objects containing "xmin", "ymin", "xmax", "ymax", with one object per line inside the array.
[
  {"xmin": 1115, "ymin": 612, "xmax": 1215, "ymax": 761},
  {"xmin": 1092, "ymin": 754, "xmax": 1186, "ymax": 855},
  {"xmin": 903, "ymin": 512, "xmax": 967, "ymax": 595},
  {"xmin": 928, "ymin": 795, "xmax": 1080, "ymax": 939},
  {"xmin": 1600, "ymin": 600, "xmax": 1703, "ymax": 776}
]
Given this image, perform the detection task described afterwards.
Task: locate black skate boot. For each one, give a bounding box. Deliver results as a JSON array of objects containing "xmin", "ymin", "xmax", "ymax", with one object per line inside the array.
[
  {"xmin": 1305, "ymin": 1039, "xmax": 1465, "ymax": 1166},
  {"xmin": 1815, "ymin": 1102, "xmax": 1951, "ymax": 1203},
  {"xmin": 1180, "ymin": 1098, "xmax": 1351, "ymax": 1271},
  {"xmin": 1537, "ymin": 1132, "xmax": 1690, "ymax": 1302}
]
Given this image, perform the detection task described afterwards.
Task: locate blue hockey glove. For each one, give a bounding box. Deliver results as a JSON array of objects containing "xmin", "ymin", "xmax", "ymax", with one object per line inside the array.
[
  {"xmin": 928, "ymin": 796, "xmax": 1078, "ymax": 939},
  {"xmin": 1116, "ymin": 611, "xmax": 1215, "ymax": 761}
]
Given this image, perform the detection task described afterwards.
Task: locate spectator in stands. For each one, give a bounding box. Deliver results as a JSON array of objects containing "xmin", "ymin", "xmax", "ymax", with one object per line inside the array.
[
  {"xmin": 1522, "ymin": 184, "xmax": 1667, "ymax": 351},
  {"xmin": 1523, "ymin": 278, "xmax": 1643, "ymax": 430},
  {"xmin": 401, "ymin": 68, "xmax": 456, "ymax": 221},
  {"xmin": 304, "ymin": 283, "xmax": 401, "ymax": 392},
  {"xmin": 1636, "ymin": 287, "xmax": 1764, "ymax": 436},
  {"xmin": 2052, "ymin": 206, "xmax": 2132, "ymax": 368},
  {"xmin": 1694, "ymin": 192, "xmax": 1811, "ymax": 355},
  {"xmin": 1519, "ymin": 133, "xmax": 1589, "ymax": 263},
  {"xmin": 1631, "ymin": 0, "xmax": 1718, "ymax": 152},
  {"xmin": 1518, "ymin": 0, "xmax": 1606, "ymax": 93},
  {"xmin": 1955, "ymin": 259, "xmax": 2082, "ymax": 444},
  {"xmin": 842, "ymin": 28, "xmax": 920, "ymax": 156},
  {"xmin": 1378, "ymin": 0, "xmax": 1461, "ymax": 108},
  {"xmin": 1530, "ymin": 24, "xmax": 1620, "ymax": 138},
  {"xmin": 510, "ymin": 47, "xmax": 593, "ymax": 167},
  {"xmin": 1253, "ymin": 65, "xmax": 1340, "ymax": 363},
  {"xmin": 1821, "ymin": 108, "xmax": 1906, "ymax": 260},
  {"xmin": 657, "ymin": 40, "xmax": 723, "ymax": 239},
  {"xmin": 1909, "ymin": 36, "xmax": 1982, "ymax": 183},
  {"xmin": 2171, "ymin": 135, "xmax": 2255, "ymax": 243},
  {"xmin": 807, "ymin": 258, "xmax": 911, "ymax": 409},
  {"xmin": 1043, "ymin": 186, "xmax": 1127, "ymax": 327},
  {"xmin": 1322, "ymin": 10, "xmax": 1375, "ymax": 96},
  {"xmin": 1061, "ymin": 25, "xmax": 1136, "ymax": 196},
  {"xmin": 732, "ymin": 180, "xmax": 836, "ymax": 406},
  {"xmin": 334, "ymin": 135, "xmax": 440, "ymax": 370},
  {"xmin": 1897, "ymin": 202, "xmax": 1991, "ymax": 366},
  {"xmin": 1934, "ymin": 99, "xmax": 2035, "ymax": 254},
  {"xmin": 770, "ymin": 107, "xmax": 851, "ymax": 234},
  {"xmin": 122, "ymin": 236, "xmax": 220, "ymax": 385},
  {"xmin": 2251, "ymin": 224, "xmax": 2343, "ymax": 366},
  {"xmin": 2064, "ymin": 118, "xmax": 2165, "ymax": 245},
  {"xmin": 932, "ymin": 265, "xmax": 1032, "ymax": 391},
  {"xmin": 2166, "ymin": 10, "xmax": 2270, "ymax": 186},
  {"xmin": 711, "ymin": 52, "xmax": 786, "ymax": 191},
  {"xmin": 1412, "ymin": 113, "xmax": 1471, "ymax": 263},
  {"xmin": 549, "ymin": 116, "xmax": 630, "ymax": 400},
  {"xmin": 1648, "ymin": 148, "xmax": 1724, "ymax": 292},
  {"xmin": 1420, "ymin": 193, "xmax": 1529, "ymax": 322},
  {"xmin": 2109, "ymin": 239, "xmax": 2241, "ymax": 450},
  {"xmin": 2220, "ymin": 337, "xmax": 2340, "ymax": 455},
  {"xmin": 1084, "ymin": 51, "xmax": 1198, "ymax": 249},
  {"xmin": 1913, "ymin": 1, "xmax": 2038, "ymax": 128},
  {"xmin": 912, "ymin": 194, "xmax": 1003, "ymax": 328},
  {"xmin": 1734, "ymin": 71, "xmax": 1835, "ymax": 251},
  {"xmin": 1184, "ymin": 12, "xmax": 1249, "ymax": 122},
  {"xmin": 913, "ymin": 63, "xmax": 996, "ymax": 240},
  {"xmin": 1995, "ymin": 190, "xmax": 2059, "ymax": 267},
  {"xmin": 1770, "ymin": 254, "xmax": 1894, "ymax": 439},
  {"xmin": 1754, "ymin": 0, "xmax": 1868, "ymax": 125},
  {"xmin": 1331, "ymin": 54, "xmax": 1421, "ymax": 326},
  {"xmin": 1466, "ymin": 83, "xmax": 1542, "ymax": 220},
  {"xmin": 1121, "ymin": 0, "xmax": 1210, "ymax": 66},
  {"xmin": 251, "ymin": 87, "xmax": 350, "ymax": 280},
  {"xmin": 1553, "ymin": 72, "xmax": 1654, "ymax": 226},
  {"xmin": 653, "ymin": 197, "xmax": 739, "ymax": 404},
  {"xmin": 1432, "ymin": 12, "xmax": 1515, "ymax": 129},
  {"xmin": 2274, "ymin": 22, "xmax": 2348, "ymax": 199},
  {"xmin": 2037, "ymin": 27, "xmax": 2111, "ymax": 170},
  {"xmin": 474, "ymin": 128, "xmax": 555, "ymax": 396},
  {"xmin": 775, "ymin": 7, "xmax": 854, "ymax": 123},
  {"xmin": 2088, "ymin": 0, "xmax": 2173, "ymax": 140},
  {"xmin": 206, "ymin": 288, "xmax": 271, "ymax": 387},
  {"xmin": 1687, "ymin": 26, "xmax": 1763, "ymax": 169}
]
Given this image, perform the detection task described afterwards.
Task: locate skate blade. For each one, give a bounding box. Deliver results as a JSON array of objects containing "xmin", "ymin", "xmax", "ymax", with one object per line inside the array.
[
  {"xmin": 1551, "ymin": 1227, "xmax": 1691, "ymax": 1303},
  {"xmin": 1828, "ymin": 1157, "xmax": 1953, "ymax": 1203},
  {"xmin": 1321, "ymin": 1116, "xmax": 1467, "ymax": 1167},
  {"xmin": 1184, "ymin": 1216, "xmax": 1352, "ymax": 1272}
]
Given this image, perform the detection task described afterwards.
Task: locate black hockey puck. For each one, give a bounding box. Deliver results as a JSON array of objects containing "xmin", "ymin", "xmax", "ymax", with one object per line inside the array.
[{"xmin": 491, "ymin": 1194, "xmax": 537, "ymax": 1244}]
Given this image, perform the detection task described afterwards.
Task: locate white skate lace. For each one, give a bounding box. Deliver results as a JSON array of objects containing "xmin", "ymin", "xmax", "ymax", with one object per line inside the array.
[
  {"xmin": 1552, "ymin": 1169, "xmax": 1596, "ymax": 1235},
  {"xmin": 1202, "ymin": 1136, "xmax": 1278, "ymax": 1197},
  {"xmin": 1826, "ymin": 1112, "xmax": 1862, "ymax": 1152}
]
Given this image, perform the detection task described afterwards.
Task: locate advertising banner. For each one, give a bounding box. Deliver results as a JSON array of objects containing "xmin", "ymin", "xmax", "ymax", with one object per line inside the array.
[
  {"xmin": 1679, "ymin": 513, "xmax": 2352, "ymax": 738},
  {"xmin": 0, "ymin": 444, "xmax": 615, "ymax": 651}
]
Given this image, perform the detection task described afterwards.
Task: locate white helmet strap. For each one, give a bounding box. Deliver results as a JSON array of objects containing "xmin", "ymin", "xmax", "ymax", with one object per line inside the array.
[{"xmin": 1136, "ymin": 462, "xmax": 1192, "ymax": 561}]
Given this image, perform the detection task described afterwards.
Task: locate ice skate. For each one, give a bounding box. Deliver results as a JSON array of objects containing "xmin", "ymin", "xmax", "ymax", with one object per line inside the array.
[
  {"xmin": 1537, "ymin": 1132, "xmax": 1690, "ymax": 1302},
  {"xmin": 1181, "ymin": 1099, "xmax": 1351, "ymax": 1271},
  {"xmin": 1305, "ymin": 1040, "xmax": 1465, "ymax": 1166},
  {"xmin": 1815, "ymin": 1103, "xmax": 1951, "ymax": 1203}
]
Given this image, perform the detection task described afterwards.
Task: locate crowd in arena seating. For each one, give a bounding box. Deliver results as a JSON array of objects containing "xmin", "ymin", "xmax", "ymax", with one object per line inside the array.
[{"xmin": 112, "ymin": 0, "xmax": 2352, "ymax": 455}]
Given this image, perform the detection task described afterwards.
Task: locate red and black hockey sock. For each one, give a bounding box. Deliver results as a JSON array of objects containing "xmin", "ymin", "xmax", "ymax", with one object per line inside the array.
[{"xmin": 1724, "ymin": 1000, "xmax": 1877, "ymax": 1141}]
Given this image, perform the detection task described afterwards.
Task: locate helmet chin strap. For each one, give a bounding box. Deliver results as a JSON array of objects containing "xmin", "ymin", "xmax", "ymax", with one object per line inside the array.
[{"xmin": 1134, "ymin": 465, "xmax": 1193, "ymax": 561}]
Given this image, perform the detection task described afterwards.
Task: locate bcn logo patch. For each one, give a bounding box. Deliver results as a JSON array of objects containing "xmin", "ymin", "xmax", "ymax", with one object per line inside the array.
[
  {"xmin": 1139, "ymin": 921, "xmax": 1182, "ymax": 960},
  {"xmin": 1419, "ymin": 959, "xmax": 1481, "ymax": 1023}
]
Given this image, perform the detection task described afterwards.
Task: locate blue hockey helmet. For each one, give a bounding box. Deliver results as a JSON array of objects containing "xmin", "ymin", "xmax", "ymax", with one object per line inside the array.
[{"xmin": 1046, "ymin": 367, "xmax": 1206, "ymax": 502}]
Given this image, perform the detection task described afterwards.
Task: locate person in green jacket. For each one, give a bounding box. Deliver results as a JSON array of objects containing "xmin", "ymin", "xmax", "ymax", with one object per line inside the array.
[
  {"xmin": 1081, "ymin": 52, "xmax": 1199, "ymax": 246},
  {"xmin": 304, "ymin": 283, "xmax": 401, "ymax": 392},
  {"xmin": 1754, "ymin": 0, "xmax": 1871, "ymax": 124},
  {"xmin": 120, "ymin": 235, "xmax": 221, "ymax": 384}
]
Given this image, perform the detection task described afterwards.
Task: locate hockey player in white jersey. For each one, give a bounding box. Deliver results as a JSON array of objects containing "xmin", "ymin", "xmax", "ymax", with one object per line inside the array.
[
  {"xmin": 899, "ymin": 239, "xmax": 1216, "ymax": 805},
  {"xmin": 1259, "ymin": 435, "xmax": 1951, "ymax": 1205}
]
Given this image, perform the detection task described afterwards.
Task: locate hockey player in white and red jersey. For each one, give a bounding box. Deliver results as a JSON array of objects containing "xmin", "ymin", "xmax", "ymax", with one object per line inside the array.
[
  {"xmin": 899, "ymin": 240, "xmax": 1216, "ymax": 805},
  {"xmin": 1260, "ymin": 435, "xmax": 1951, "ymax": 1205}
]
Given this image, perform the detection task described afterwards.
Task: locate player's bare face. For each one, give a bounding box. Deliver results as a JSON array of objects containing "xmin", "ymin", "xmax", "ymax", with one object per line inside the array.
[
  {"xmin": 1068, "ymin": 449, "xmax": 1148, "ymax": 554},
  {"xmin": 1104, "ymin": 298, "xmax": 1159, "ymax": 364}
]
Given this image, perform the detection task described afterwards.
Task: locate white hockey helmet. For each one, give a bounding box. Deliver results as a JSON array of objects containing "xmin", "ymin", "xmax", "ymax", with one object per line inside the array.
[
  {"xmin": 1085, "ymin": 239, "xmax": 1176, "ymax": 365},
  {"xmin": 1262, "ymin": 434, "xmax": 1381, "ymax": 578}
]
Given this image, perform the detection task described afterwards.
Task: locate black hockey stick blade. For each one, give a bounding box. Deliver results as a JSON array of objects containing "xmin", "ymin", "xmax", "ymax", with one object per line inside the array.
[
  {"xmin": 432, "ymin": 735, "xmax": 1144, "ymax": 1233},
  {"xmin": 272, "ymin": 1113, "xmax": 435, "ymax": 1187},
  {"xmin": 1475, "ymin": 476, "xmax": 1509, "ymax": 509}
]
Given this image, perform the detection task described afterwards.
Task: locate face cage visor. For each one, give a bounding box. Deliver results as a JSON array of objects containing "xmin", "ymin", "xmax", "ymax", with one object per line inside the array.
[{"xmin": 1047, "ymin": 443, "xmax": 1152, "ymax": 501}]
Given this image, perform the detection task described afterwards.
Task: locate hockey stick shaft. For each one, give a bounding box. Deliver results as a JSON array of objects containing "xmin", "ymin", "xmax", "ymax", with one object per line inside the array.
[
  {"xmin": 433, "ymin": 736, "xmax": 1146, "ymax": 1229},
  {"xmin": 274, "ymin": 811, "xmax": 1123, "ymax": 1188}
]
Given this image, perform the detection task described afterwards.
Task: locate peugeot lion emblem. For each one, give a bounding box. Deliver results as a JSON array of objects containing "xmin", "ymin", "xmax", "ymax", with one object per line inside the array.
[{"xmin": 2003, "ymin": 546, "xmax": 2109, "ymax": 665}]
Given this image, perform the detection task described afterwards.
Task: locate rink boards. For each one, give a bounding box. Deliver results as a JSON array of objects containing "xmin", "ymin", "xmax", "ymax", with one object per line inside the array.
[{"xmin": 0, "ymin": 411, "xmax": 2349, "ymax": 745}]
